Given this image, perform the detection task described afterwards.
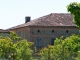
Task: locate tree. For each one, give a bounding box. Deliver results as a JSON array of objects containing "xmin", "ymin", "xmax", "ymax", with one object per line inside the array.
[
  {"xmin": 76, "ymin": 51, "xmax": 80, "ymax": 60},
  {"xmin": 0, "ymin": 37, "xmax": 15, "ymax": 60},
  {"xmin": 0, "ymin": 32, "xmax": 35, "ymax": 60},
  {"xmin": 67, "ymin": 2, "xmax": 80, "ymax": 28},
  {"xmin": 10, "ymin": 31, "xmax": 22, "ymax": 43},
  {"xmin": 15, "ymin": 40, "xmax": 34, "ymax": 60},
  {"xmin": 40, "ymin": 34, "xmax": 80, "ymax": 60},
  {"xmin": 67, "ymin": 2, "xmax": 80, "ymax": 60}
]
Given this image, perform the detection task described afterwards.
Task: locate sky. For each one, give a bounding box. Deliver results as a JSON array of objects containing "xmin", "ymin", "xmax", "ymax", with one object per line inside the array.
[{"xmin": 0, "ymin": 0, "xmax": 80, "ymax": 29}]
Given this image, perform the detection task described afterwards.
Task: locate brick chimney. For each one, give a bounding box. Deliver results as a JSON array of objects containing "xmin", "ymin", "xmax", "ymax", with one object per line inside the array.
[{"xmin": 25, "ymin": 16, "xmax": 31, "ymax": 23}]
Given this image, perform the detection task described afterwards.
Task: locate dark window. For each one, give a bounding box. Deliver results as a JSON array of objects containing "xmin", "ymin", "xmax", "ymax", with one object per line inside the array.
[
  {"xmin": 36, "ymin": 37, "xmax": 42, "ymax": 48},
  {"xmin": 66, "ymin": 30, "xmax": 69, "ymax": 33},
  {"xmin": 52, "ymin": 30, "xmax": 54, "ymax": 33},
  {"xmin": 51, "ymin": 37, "xmax": 55, "ymax": 45},
  {"xmin": 37, "ymin": 30, "xmax": 40, "ymax": 33}
]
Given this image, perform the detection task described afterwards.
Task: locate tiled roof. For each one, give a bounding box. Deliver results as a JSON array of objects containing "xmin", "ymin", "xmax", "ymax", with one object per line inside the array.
[
  {"xmin": 9, "ymin": 13, "xmax": 76, "ymax": 29},
  {"xmin": 0, "ymin": 29, "xmax": 10, "ymax": 33}
]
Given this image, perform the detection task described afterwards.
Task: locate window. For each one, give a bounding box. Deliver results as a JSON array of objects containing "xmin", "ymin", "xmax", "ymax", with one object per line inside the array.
[
  {"xmin": 37, "ymin": 30, "xmax": 40, "ymax": 33},
  {"xmin": 36, "ymin": 37, "xmax": 42, "ymax": 48},
  {"xmin": 66, "ymin": 30, "xmax": 69, "ymax": 33},
  {"xmin": 51, "ymin": 37, "xmax": 55, "ymax": 45},
  {"xmin": 51, "ymin": 30, "xmax": 54, "ymax": 33}
]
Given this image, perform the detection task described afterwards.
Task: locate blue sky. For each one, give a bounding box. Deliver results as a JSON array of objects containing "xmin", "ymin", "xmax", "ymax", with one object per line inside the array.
[{"xmin": 0, "ymin": 0, "xmax": 80, "ymax": 29}]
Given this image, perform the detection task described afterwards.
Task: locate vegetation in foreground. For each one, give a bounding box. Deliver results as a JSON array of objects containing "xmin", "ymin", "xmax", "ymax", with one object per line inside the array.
[
  {"xmin": 0, "ymin": 32, "xmax": 37, "ymax": 60},
  {"xmin": 40, "ymin": 34, "xmax": 80, "ymax": 60},
  {"xmin": 67, "ymin": 2, "xmax": 80, "ymax": 28}
]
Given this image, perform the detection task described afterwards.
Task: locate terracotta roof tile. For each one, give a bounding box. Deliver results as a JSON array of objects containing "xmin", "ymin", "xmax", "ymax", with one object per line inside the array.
[{"xmin": 9, "ymin": 13, "xmax": 76, "ymax": 29}]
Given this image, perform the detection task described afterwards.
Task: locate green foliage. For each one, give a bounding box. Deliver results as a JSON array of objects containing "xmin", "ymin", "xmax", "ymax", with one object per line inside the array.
[
  {"xmin": 0, "ymin": 32, "xmax": 35, "ymax": 60},
  {"xmin": 10, "ymin": 31, "xmax": 22, "ymax": 43},
  {"xmin": 40, "ymin": 34, "xmax": 80, "ymax": 60},
  {"xmin": 76, "ymin": 51, "xmax": 80, "ymax": 60},
  {"xmin": 67, "ymin": 2, "xmax": 80, "ymax": 28},
  {"xmin": 15, "ymin": 40, "xmax": 34, "ymax": 60}
]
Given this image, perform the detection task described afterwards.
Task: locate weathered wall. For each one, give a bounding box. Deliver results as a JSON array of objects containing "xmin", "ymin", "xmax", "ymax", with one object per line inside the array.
[
  {"xmin": 10, "ymin": 26, "xmax": 31, "ymax": 41},
  {"xmin": 31, "ymin": 26, "xmax": 79, "ymax": 48},
  {"xmin": 10, "ymin": 26, "xmax": 79, "ymax": 48}
]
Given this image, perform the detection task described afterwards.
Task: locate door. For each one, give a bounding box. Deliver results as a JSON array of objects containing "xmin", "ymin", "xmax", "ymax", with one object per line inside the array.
[
  {"xmin": 36, "ymin": 37, "xmax": 42, "ymax": 48},
  {"xmin": 51, "ymin": 37, "xmax": 55, "ymax": 45}
]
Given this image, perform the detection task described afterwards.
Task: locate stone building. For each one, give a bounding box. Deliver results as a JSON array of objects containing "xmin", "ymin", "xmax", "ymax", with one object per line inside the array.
[{"xmin": 9, "ymin": 13, "xmax": 79, "ymax": 49}]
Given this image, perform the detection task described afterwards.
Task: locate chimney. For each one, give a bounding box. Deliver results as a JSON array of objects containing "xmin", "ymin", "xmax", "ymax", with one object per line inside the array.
[{"xmin": 25, "ymin": 16, "xmax": 31, "ymax": 23}]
